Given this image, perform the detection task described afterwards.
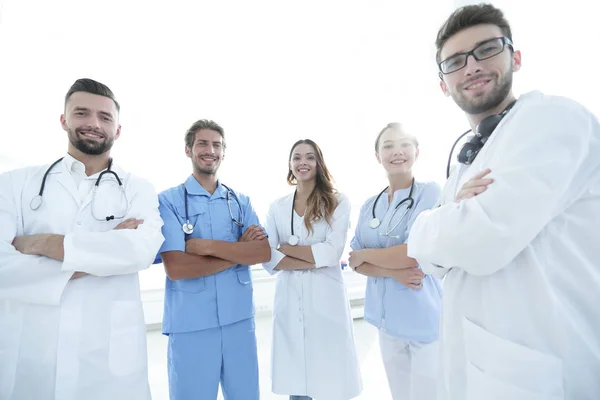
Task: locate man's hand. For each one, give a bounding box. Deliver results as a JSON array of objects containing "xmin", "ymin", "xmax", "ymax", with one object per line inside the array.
[
  {"xmin": 239, "ymin": 225, "xmax": 266, "ymax": 242},
  {"xmin": 455, "ymin": 168, "xmax": 494, "ymax": 202},
  {"xmin": 12, "ymin": 235, "xmax": 43, "ymax": 255},
  {"xmin": 114, "ymin": 218, "xmax": 144, "ymax": 230},
  {"xmin": 391, "ymin": 267, "xmax": 426, "ymax": 289},
  {"xmin": 348, "ymin": 250, "xmax": 366, "ymax": 270}
]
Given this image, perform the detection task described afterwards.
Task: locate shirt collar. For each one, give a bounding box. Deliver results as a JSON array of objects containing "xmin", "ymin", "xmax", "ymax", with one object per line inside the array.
[
  {"xmin": 63, "ymin": 153, "xmax": 85, "ymax": 174},
  {"xmin": 184, "ymin": 175, "xmax": 228, "ymax": 198},
  {"xmin": 61, "ymin": 153, "xmax": 122, "ymax": 179}
]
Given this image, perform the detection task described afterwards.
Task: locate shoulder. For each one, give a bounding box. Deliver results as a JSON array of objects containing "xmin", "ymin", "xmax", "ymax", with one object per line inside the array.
[
  {"xmin": 415, "ymin": 180, "xmax": 442, "ymax": 198},
  {"xmin": 516, "ymin": 91, "xmax": 596, "ymax": 127},
  {"xmin": 334, "ymin": 192, "xmax": 351, "ymax": 211},
  {"xmin": 158, "ymin": 184, "xmax": 185, "ymax": 205},
  {"xmin": 0, "ymin": 164, "xmax": 48, "ymax": 190},
  {"xmin": 268, "ymin": 192, "xmax": 294, "ymax": 211}
]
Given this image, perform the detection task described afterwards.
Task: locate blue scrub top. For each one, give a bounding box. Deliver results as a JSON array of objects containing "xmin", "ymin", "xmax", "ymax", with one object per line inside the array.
[
  {"xmin": 351, "ymin": 180, "xmax": 442, "ymax": 343},
  {"xmin": 156, "ymin": 175, "xmax": 263, "ymax": 335}
]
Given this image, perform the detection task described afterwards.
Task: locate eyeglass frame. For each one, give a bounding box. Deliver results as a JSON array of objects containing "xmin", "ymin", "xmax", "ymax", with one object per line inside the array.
[{"xmin": 437, "ymin": 36, "xmax": 514, "ymax": 77}]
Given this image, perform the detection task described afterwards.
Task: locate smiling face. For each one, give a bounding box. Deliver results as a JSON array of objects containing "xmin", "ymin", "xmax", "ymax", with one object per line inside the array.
[
  {"xmin": 439, "ymin": 24, "xmax": 521, "ymax": 116},
  {"xmin": 376, "ymin": 127, "xmax": 419, "ymax": 177},
  {"xmin": 289, "ymin": 143, "xmax": 318, "ymax": 183},
  {"xmin": 185, "ymin": 128, "xmax": 225, "ymax": 175},
  {"xmin": 61, "ymin": 91, "xmax": 121, "ymax": 155}
]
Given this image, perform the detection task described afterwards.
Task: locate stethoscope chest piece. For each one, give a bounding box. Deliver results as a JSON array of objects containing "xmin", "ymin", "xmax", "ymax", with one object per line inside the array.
[
  {"xmin": 369, "ymin": 217, "xmax": 381, "ymax": 229},
  {"xmin": 182, "ymin": 222, "xmax": 194, "ymax": 235},
  {"xmin": 30, "ymin": 195, "xmax": 43, "ymax": 211},
  {"xmin": 288, "ymin": 234, "xmax": 299, "ymax": 246}
]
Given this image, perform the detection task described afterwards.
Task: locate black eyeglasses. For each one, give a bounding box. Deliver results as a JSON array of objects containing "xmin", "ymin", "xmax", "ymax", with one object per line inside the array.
[{"xmin": 438, "ymin": 37, "xmax": 513, "ymax": 75}]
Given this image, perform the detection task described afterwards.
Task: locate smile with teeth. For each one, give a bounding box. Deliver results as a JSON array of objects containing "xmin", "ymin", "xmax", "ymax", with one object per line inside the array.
[
  {"xmin": 297, "ymin": 168, "xmax": 310, "ymax": 172},
  {"xmin": 390, "ymin": 160, "xmax": 406, "ymax": 165},
  {"xmin": 80, "ymin": 131, "xmax": 104, "ymax": 139},
  {"xmin": 465, "ymin": 80, "xmax": 489, "ymax": 90}
]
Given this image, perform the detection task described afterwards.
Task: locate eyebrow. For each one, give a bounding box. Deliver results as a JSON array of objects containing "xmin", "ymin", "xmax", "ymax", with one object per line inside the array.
[
  {"xmin": 293, "ymin": 152, "xmax": 316, "ymax": 156},
  {"xmin": 443, "ymin": 37, "xmax": 499, "ymax": 61},
  {"xmin": 196, "ymin": 139, "xmax": 223, "ymax": 145}
]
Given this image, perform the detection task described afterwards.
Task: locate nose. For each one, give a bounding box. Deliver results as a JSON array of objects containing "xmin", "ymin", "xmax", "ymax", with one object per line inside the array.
[
  {"xmin": 85, "ymin": 114, "xmax": 102, "ymax": 130},
  {"xmin": 464, "ymin": 54, "xmax": 483, "ymax": 76}
]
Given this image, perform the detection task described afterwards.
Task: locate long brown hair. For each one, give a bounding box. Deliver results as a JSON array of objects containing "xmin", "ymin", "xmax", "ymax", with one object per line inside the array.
[{"xmin": 286, "ymin": 139, "xmax": 338, "ymax": 234}]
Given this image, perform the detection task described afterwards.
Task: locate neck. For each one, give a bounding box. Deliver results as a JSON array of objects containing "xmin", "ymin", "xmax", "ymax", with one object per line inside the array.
[
  {"xmin": 388, "ymin": 172, "xmax": 413, "ymax": 194},
  {"xmin": 192, "ymin": 170, "xmax": 218, "ymax": 194},
  {"xmin": 296, "ymin": 180, "xmax": 316, "ymax": 199},
  {"xmin": 67, "ymin": 147, "xmax": 110, "ymax": 176},
  {"xmin": 467, "ymin": 93, "xmax": 517, "ymax": 133}
]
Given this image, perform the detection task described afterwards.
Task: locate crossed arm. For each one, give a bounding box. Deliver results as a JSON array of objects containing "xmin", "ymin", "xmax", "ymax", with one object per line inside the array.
[
  {"xmin": 162, "ymin": 225, "xmax": 271, "ymax": 280},
  {"xmin": 273, "ymin": 244, "xmax": 316, "ymax": 271}
]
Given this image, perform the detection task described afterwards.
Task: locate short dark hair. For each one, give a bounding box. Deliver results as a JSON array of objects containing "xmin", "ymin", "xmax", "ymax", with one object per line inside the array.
[
  {"xmin": 435, "ymin": 3, "xmax": 512, "ymax": 64},
  {"xmin": 65, "ymin": 78, "xmax": 120, "ymax": 112},
  {"xmin": 184, "ymin": 119, "xmax": 226, "ymax": 149},
  {"xmin": 375, "ymin": 123, "xmax": 419, "ymax": 152}
]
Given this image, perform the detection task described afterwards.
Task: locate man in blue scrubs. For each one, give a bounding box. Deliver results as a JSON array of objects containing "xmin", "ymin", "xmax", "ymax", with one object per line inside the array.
[{"xmin": 155, "ymin": 119, "xmax": 270, "ymax": 400}]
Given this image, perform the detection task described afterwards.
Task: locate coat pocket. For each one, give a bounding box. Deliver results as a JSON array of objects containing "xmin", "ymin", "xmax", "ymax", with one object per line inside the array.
[
  {"xmin": 109, "ymin": 301, "xmax": 147, "ymax": 377},
  {"xmin": 463, "ymin": 317, "xmax": 564, "ymax": 399}
]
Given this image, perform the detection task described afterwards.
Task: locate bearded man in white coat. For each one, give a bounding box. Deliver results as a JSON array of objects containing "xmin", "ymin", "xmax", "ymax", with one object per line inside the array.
[
  {"xmin": 406, "ymin": 4, "xmax": 600, "ymax": 400},
  {"xmin": 0, "ymin": 78, "xmax": 164, "ymax": 400}
]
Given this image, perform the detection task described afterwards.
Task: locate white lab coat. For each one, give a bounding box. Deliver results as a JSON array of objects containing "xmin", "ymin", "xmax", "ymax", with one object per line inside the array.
[
  {"xmin": 263, "ymin": 193, "xmax": 362, "ymax": 400},
  {"xmin": 407, "ymin": 91, "xmax": 600, "ymax": 400},
  {"xmin": 0, "ymin": 156, "xmax": 164, "ymax": 400}
]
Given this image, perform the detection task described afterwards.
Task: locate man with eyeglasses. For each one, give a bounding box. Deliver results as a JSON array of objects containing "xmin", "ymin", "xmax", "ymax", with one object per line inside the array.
[{"xmin": 406, "ymin": 3, "xmax": 600, "ymax": 399}]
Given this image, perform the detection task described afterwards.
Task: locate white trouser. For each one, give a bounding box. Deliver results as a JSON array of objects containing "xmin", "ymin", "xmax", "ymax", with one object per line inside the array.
[{"xmin": 379, "ymin": 330, "xmax": 438, "ymax": 400}]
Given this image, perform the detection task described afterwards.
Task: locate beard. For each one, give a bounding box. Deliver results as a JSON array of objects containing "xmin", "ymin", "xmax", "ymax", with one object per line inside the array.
[
  {"xmin": 192, "ymin": 155, "xmax": 221, "ymax": 175},
  {"xmin": 452, "ymin": 69, "xmax": 513, "ymax": 115},
  {"xmin": 68, "ymin": 127, "xmax": 114, "ymax": 155}
]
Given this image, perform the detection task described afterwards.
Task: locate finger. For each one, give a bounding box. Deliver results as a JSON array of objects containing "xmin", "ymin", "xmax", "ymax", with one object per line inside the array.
[
  {"xmin": 472, "ymin": 168, "xmax": 492, "ymax": 180},
  {"xmin": 462, "ymin": 178, "xmax": 494, "ymax": 190}
]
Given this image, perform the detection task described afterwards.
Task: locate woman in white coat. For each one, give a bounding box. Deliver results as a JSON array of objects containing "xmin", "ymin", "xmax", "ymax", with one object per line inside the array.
[
  {"xmin": 349, "ymin": 123, "xmax": 442, "ymax": 400},
  {"xmin": 262, "ymin": 139, "xmax": 362, "ymax": 400}
]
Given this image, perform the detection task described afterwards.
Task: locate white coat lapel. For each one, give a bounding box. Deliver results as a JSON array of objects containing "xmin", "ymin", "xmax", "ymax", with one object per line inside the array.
[{"xmin": 47, "ymin": 161, "xmax": 81, "ymax": 205}]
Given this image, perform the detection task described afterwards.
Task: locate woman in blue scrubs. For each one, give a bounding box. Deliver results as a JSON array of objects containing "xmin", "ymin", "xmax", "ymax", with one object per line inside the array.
[{"xmin": 349, "ymin": 123, "xmax": 442, "ymax": 400}]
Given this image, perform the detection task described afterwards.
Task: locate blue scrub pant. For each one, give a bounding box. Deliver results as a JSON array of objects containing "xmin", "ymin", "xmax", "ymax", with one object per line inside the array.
[{"xmin": 167, "ymin": 317, "xmax": 259, "ymax": 400}]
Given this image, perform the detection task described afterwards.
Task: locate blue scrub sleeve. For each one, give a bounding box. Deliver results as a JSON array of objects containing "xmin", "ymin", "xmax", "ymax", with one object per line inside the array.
[
  {"xmin": 154, "ymin": 192, "xmax": 186, "ymax": 264},
  {"xmin": 240, "ymin": 196, "xmax": 266, "ymax": 236},
  {"xmin": 350, "ymin": 200, "xmax": 371, "ymax": 251}
]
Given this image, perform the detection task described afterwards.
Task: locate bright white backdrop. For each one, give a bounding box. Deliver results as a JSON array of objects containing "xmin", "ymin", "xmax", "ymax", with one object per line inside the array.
[{"xmin": 1, "ymin": 0, "xmax": 598, "ymax": 303}]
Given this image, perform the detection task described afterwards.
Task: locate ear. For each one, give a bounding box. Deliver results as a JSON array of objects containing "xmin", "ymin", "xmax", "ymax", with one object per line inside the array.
[
  {"xmin": 439, "ymin": 79, "xmax": 451, "ymax": 97},
  {"xmin": 415, "ymin": 147, "xmax": 420, "ymax": 160},
  {"xmin": 114, "ymin": 124, "xmax": 122, "ymax": 141},
  {"xmin": 185, "ymin": 145, "xmax": 192, "ymax": 158},
  {"xmin": 512, "ymin": 50, "xmax": 522, "ymax": 72},
  {"xmin": 60, "ymin": 114, "xmax": 68, "ymax": 131},
  {"xmin": 375, "ymin": 152, "xmax": 382, "ymax": 164}
]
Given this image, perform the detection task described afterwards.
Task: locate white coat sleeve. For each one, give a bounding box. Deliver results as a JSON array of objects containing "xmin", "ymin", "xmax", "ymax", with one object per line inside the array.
[
  {"xmin": 262, "ymin": 201, "xmax": 285, "ymax": 275},
  {"xmin": 407, "ymin": 99, "xmax": 599, "ymax": 276},
  {"xmin": 311, "ymin": 194, "xmax": 351, "ymax": 268},
  {"xmin": 0, "ymin": 171, "xmax": 73, "ymax": 306},
  {"xmin": 61, "ymin": 177, "xmax": 165, "ymax": 276}
]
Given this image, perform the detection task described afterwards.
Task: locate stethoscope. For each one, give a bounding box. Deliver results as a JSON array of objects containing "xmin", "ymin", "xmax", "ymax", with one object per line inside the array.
[
  {"xmin": 288, "ymin": 190, "xmax": 303, "ymax": 246},
  {"xmin": 30, "ymin": 157, "xmax": 128, "ymax": 221},
  {"xmin": 182, "ymin": 183, "xmax": 244, "ymax": 235},
  {"xmin": 369, "ymin": 178, "xmax": 415, "ymax": 239}
]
